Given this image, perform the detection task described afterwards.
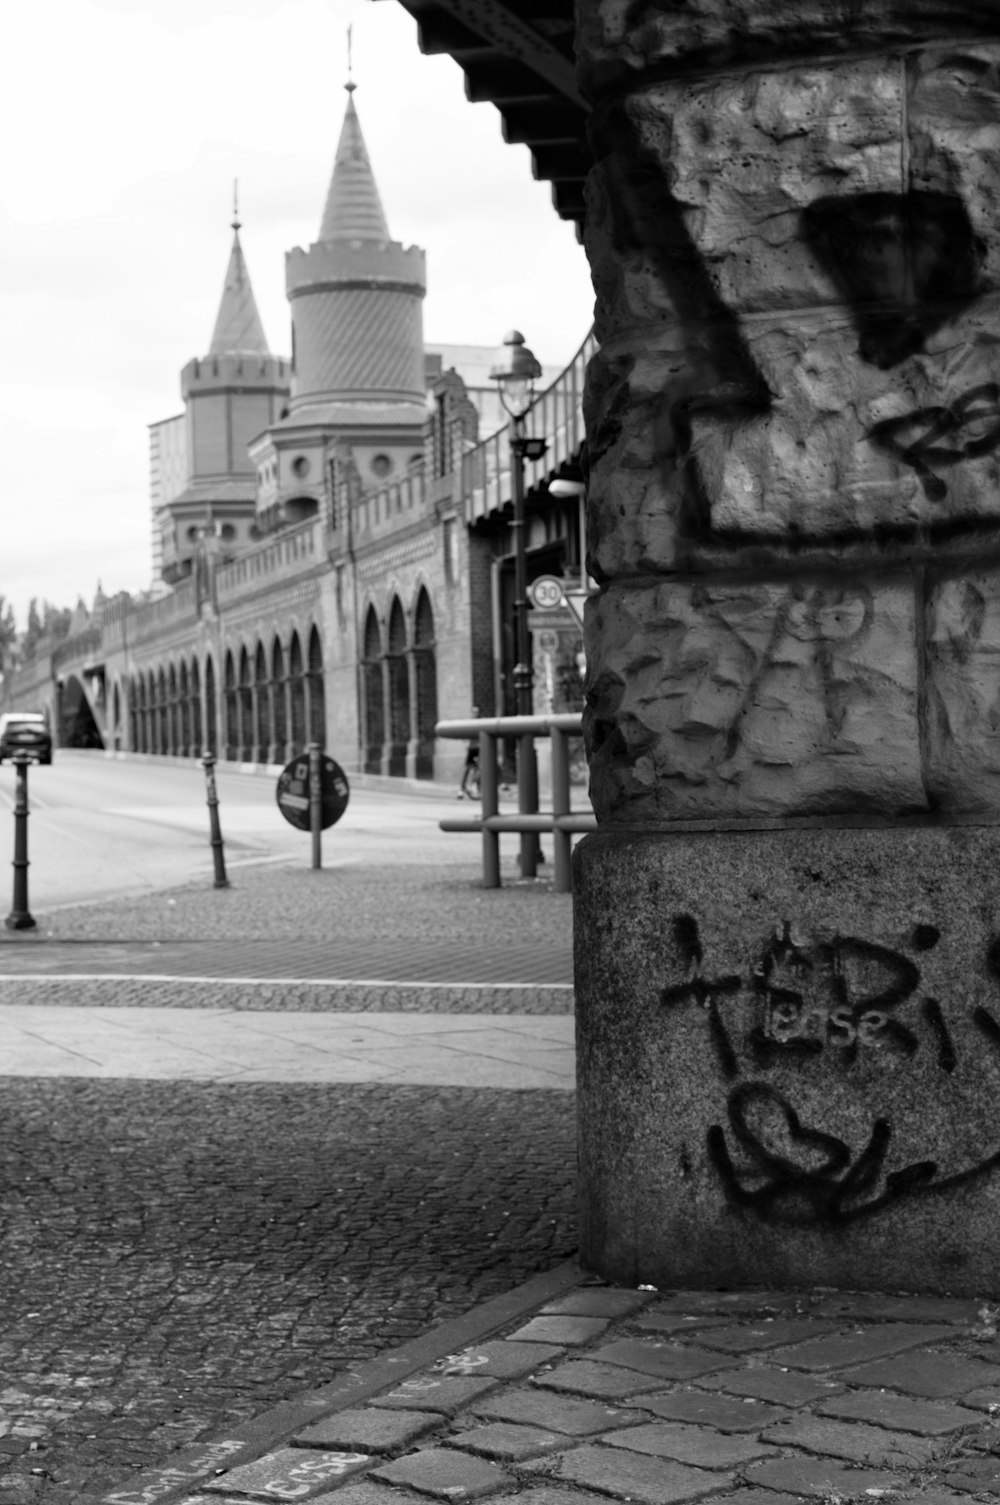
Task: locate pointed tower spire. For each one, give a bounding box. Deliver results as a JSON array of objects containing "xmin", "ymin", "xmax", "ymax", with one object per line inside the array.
[
  {"xmin": 317, "ymin": 66, "xmax": 390, "ymax": 244},
  {"xmin": 209, "ymin": 192, "xmax": 271, "ymax": 356}
]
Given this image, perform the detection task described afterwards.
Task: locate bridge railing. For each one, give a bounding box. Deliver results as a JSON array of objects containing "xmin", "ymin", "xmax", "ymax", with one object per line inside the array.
[
  {"xmin": 461, "ymin": 327, "xmax": 596, "ymax": 525},
  {"xmin": 436, "ymin": 713, "xmax": 595, "ymax": 893}
]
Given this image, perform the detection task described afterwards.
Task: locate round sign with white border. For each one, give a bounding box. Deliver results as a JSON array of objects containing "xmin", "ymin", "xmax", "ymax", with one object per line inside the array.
[{"xmin": 529, "ymin": 575, "xmax": 565, "ymax": 610}]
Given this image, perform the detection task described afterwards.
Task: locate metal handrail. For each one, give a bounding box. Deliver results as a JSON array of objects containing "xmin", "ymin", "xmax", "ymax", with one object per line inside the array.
[{"xmin": 436, "ymin": 713, "xmax": 594, "ymax": 892}]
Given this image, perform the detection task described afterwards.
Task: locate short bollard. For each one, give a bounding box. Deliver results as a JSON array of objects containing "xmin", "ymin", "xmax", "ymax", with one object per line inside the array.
[
  {"xmin": 6, "ymin": 752, "xmax": 36, "ymax": 931},
  {"xmin": 308, "ymin": 741, "xmax": 322, "ymax": 870},
  {"xmin": 201, "ymin": 752, "xmax": 230, "ymax": 889}
]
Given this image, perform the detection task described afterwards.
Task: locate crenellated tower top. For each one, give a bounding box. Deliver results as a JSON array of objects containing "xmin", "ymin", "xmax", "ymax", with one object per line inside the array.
[{"xmin": 284, "ymin": 78, "xmax": 427, "ymax": 413}]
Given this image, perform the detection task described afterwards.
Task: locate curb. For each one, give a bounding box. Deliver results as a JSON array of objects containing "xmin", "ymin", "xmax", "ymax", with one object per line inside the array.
[{"xmin": 95, "ymin": 1257, "xmax": 584, "ymax": 1505}]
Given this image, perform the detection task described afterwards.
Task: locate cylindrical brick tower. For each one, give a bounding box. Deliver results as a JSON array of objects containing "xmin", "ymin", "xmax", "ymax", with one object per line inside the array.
[{"xmin": 285, "ymin": 85, "xmax": 426, "ymax": 412}]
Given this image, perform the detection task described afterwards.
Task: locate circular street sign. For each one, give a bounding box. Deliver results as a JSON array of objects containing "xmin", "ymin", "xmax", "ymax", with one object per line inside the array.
[
  {"xmin": 529, "ymin": 575, "xmax": 565, "ymax": 611},
  {"xmin": 276, "ymin": 753, "xmax": 350, "ymax": 832}
]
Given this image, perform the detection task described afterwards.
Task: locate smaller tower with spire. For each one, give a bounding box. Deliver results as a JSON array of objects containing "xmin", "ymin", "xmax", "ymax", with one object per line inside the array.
[{"xmin": 159, "ymin": 205, "xmax": 290, "ymax": 585}]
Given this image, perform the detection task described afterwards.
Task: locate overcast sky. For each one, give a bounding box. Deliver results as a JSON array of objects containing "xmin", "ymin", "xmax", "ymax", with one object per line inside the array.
[{"xmin": 0, "ymin": 0, "xmax": 595, "ymax": 630}]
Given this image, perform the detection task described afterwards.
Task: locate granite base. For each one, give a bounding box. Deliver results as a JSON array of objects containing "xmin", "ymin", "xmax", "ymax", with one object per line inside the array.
[{"xmin": 575, "ymin": 825, "xmax": 1000, "ymax": 1295}]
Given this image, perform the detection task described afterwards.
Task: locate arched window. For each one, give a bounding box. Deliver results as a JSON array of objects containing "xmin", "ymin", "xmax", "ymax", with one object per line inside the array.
[
  {"xmin": 254, "ymin": 642, "xmax": 269, "ymax": 760},
  {"xmin": 307, "ymin": 625, "xmax": 324, "ymax": 747},
  {"xmin": 190, "ymin": 657, "xmax": 202, "ymax": 756},
  {"xmin": 271, "ymin": 638, "xmax": 287, "ymax": 759},
  {"xmin": 289, "ymin": 631, "xmax": 306, "ymax": 753},
  {"xmin": 387, "ymin": 596, "xmax": 409, "ymax": 777},
  {"xmin": 224, "ymin": 650, "xmax": 237, "ymax": 759},
  {"xmin": 157, "ymin": 667, "xmax": 168, "ymax": 755},
  {"xmin": 413, "ymin": 588, "xmax": 437, "ymax": 780},
  {"xmin": 362, "ymin": 606, "xmax": 383, "ymax": 775},
  {"xmin": 238, "ymin": 646, "xmax": 253, "ymax": 761},
  {"xmin": 178, "ymin": 661, "xmax": 190, "ymax": 756},
  {"xmin": 167, "ymin": 664, "xmax": 178, "ymax": 755},
  {"xmin": 205, "ymin": 655, "xmax": 218, "ymax": 757}
]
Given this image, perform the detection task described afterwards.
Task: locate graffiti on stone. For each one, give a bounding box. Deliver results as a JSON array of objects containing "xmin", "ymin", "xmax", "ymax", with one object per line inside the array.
[
  {"xmin": 586, "ymin": 51, "xmax": 1000, "ymax": 563},
  {"xmin": 661, "ymin": 915, "xmax": 1000, "ymax": 1225}
]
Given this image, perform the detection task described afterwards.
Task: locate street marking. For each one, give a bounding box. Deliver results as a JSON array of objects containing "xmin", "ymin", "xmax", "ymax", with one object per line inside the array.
[{"xmin": 0, "ymin": 973, "xmax": 574, "ymax": 989}]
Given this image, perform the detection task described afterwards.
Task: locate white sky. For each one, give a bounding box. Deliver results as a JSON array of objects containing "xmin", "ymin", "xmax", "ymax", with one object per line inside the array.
[{"xmin": 0, "ymin": 0, "xmax": 595, "ymax": 630}]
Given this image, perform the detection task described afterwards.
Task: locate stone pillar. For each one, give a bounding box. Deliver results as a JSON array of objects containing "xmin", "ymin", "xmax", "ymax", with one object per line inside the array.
[{"xmin": 575, "ymin": 1, "xmax": 1000, "ymax": 1294}]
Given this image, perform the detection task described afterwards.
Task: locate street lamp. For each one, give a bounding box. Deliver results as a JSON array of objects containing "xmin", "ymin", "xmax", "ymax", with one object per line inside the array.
[{"xmin": 490, "ymin": 330, "xmax": 548, "ymax": 877}]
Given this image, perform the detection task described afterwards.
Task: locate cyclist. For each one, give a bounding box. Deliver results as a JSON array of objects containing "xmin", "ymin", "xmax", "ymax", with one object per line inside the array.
[{"xmin": 458, "ymin": 708, "xmax": 481, "ymax": 799}]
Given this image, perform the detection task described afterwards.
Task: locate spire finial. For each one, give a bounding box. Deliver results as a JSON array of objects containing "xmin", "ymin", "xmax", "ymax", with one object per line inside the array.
[
  {"xmin": 232, "ymin": 179, "xmax": 240, "ymax": 233},
  {"xmin": 345, "ymin": 23, "xmax": 356, "ymax": 92}
]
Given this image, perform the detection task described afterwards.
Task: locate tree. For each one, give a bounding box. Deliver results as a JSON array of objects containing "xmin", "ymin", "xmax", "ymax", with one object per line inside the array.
[{"xmin": 0, "ymin": 594, "xmax": 16, "ymax": 676}]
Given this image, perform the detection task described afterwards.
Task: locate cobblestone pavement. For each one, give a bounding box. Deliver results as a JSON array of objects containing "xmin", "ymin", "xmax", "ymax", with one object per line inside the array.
[
  {"xmin": 0, "ymin": 858, "xmax": 577, "ymax": 1505},
  {"xmin": 3, "ymin": 864, "xmax": 573, "ymax": 949},
  {"xmin": 0, "ymin": 1080, "xmax": 576, "ymax": 1505},
  {"xmin": 113, "ymin": 1282, "xmax": 1000, "ymax": 1505}
]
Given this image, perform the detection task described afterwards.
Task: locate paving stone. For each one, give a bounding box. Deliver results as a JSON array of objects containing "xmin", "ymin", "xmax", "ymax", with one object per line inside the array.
[
  {"xmin": 816, "ymin": 1389, "xmax": 982, "ymax": 1435},
  {"xmin": 540, "ymin": 1288, "xmax": 651, "ymax": 1319},
  {"xmin": 941, "ymin": 1459, "xmax": 1000, "ymax": 1494},
  {"xmin": 369, "ymin": 1446, "xmax": 513, "ymax": 1500},
  {"xmin": 294, "ymin": 1408, "xmax": 439, "ymax": 1452},
  {"xmin": 635, "ymin": 1313, "xmax": 740, "ymax": 1336},
  {"xmin": 434, "ymin": 1341, "xmax": 563, "ymax": 1379},
  {"xmin": 838, "ymin": 1351, "xmax": 1000, "ymax": 1399},
  {"xmin": 506, "ymin": 1316, "xmax": 610, "ymax": 1345},
  {"xmin": 761, "ymin": 1414, "xmax": 937, "ymax": 1468},
  {"xmin": 961, "ymin": 1386, "xmax": 1000, "ymax": 1412},
  {"xmin": 506, "ymin": 1489, "xmax": 622, "ymax": 1505},
  {"xmin": 693, "ymin": 1368, "xmax": 842, "ymax": 1407},
  {"xmin": 694, "ymin": 1491, "xmax": 802, "ymax": 1505},
  {"xmin": 310, "ymin": 1485, "xmax": 428, "ymax": 1505},
  {"xmin": 531, "ymin": 1360, "xmax": 665, "ymax": 1401},
  {"xmin": 892, "ymin": 1495, "xmax": 984, "ymax": 1505},
  {"xmin": 470, "ymin": 1387, "xmax": 637, "ymax": 1437},
  {"xmin": 445, "ymin": 1422, "xmax": 570, "ymax": 1461},
  {"xmin": 767, "ymin": 1324, "xmax": 954, "ymax": 1371},
  {"xmin": 637, "ymin": 1389, "xmax": 789, "ymax": 1433},
  {"xmin": 589, "ymin": 1339, "xmax": 727, "ymax": 1382},
  {"xmin": 650, "ymin": 1292, "xmax": 811, "ymax": 1317},
  {"xmin": 689, "ymin": 1319, "xmax": 837, "ymax": 1355},
  {"xmin": 204, "ymin": 1447, "xmax": 371, "ymax": 1499},
  {"xmin": 525, "ymin": 1443, "xmax": 724, "ymax": 1504},
  {"xmin": 602, "ymin": 1422, "xmax": 778, "ymax": 1469},
  {"xmin": 746, "ymin": 1456, "xmax": 905, "ymax": 1497},
  {"xmin": 368, "ymin": 1376, "xmax": 499, "ymax": 1415},
  {"xmin": 808, "ymin": 1294, "xmax": 982, "ymax": 1326}
]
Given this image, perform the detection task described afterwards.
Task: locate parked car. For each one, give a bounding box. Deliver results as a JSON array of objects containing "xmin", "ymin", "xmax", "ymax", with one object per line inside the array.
[{"xmin": 0, "ymin": 713, "xmax": 52, "ymax": 765}]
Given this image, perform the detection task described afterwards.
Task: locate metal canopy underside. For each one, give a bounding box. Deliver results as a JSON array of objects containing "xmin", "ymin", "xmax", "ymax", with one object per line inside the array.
[{"xmin": 380, "ymin": 0, "xmax": 590, "ymax": 231}]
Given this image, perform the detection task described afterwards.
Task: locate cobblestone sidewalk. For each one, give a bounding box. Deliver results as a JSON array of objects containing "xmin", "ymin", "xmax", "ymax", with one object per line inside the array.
[{"xmin": 107, "ymin": 1277, "xmax": 1000, "ymax": 1505}]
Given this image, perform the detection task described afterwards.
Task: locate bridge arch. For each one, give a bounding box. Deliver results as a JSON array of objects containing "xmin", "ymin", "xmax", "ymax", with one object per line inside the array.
[{"xmin": 58, "ymin": 673, "xmax": 104, "ymax": 750}]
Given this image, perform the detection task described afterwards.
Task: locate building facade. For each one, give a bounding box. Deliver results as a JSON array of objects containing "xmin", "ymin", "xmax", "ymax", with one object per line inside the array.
[{"xmin": 2, "ymin": 83, "xmax": 590, "ymax": 787}]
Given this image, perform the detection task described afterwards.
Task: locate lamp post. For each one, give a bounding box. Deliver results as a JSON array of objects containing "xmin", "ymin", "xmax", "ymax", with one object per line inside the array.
[{"xmin": 490, "ymin": 330, "xmax": 548, "ymax": 877}]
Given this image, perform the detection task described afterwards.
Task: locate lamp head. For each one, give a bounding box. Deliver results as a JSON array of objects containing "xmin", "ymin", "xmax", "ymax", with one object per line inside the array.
[{"xmin": 489, "ymin": 329, "xmax": 542, "ymax": 418}]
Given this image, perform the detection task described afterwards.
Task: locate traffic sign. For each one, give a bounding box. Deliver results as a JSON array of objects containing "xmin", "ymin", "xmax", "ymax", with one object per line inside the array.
[
  {"xmin": 563, "ymin": 589, "xmax": 592, "ymax": 629},
  {"xmin": 529, "ymin": 575, "xmax": 565, "ymax": 610},
  {"xmin": 276, "ymin": 753, "xmax": 350, "ymax": 831}
]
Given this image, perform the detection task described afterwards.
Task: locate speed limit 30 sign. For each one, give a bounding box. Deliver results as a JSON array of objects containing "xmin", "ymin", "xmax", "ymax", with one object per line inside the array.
[{"xmin": 529, "ymin": 575, "xmax": 565, "ymax": 610}]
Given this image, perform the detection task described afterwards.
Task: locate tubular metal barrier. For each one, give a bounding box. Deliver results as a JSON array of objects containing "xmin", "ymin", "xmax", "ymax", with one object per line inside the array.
[{"xmin": 437, "ymin": 713, "xmax": 595, "ymax": 891}]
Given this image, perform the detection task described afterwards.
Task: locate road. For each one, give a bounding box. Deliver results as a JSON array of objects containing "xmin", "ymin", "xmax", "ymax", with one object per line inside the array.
[{"xmin": 0, "ymin": 751, "xmax": 473, "ymax": 913}]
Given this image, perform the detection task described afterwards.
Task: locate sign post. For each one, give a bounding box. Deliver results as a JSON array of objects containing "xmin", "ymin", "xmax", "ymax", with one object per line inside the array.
[
  {"xmin": 5, "ymin": 752, "xmax": 35, "ymax": 930},
  {"xmin": 276, "ymin": 751, "xmax": 350, "ymax": 868},
  {"xmin": 308, "ymin": 742, "xmax": 322, "ymax": 869},
  {"xmin": 201, "ymin": 753, "xmax": 230, "ymax": 889}
]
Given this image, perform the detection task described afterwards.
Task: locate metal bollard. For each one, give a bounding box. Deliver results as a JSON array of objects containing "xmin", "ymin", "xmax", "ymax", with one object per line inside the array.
[
  {"xmin": 201, "ymin": 753, "xmax": 230, "ymax": 889},
  {"xmin": 308, "ymin": 742, "xmax": 323, "ymax": 870},
  {"xmin": 6, "ymin": 752, "xmax": 36, "ymax": 930}
]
